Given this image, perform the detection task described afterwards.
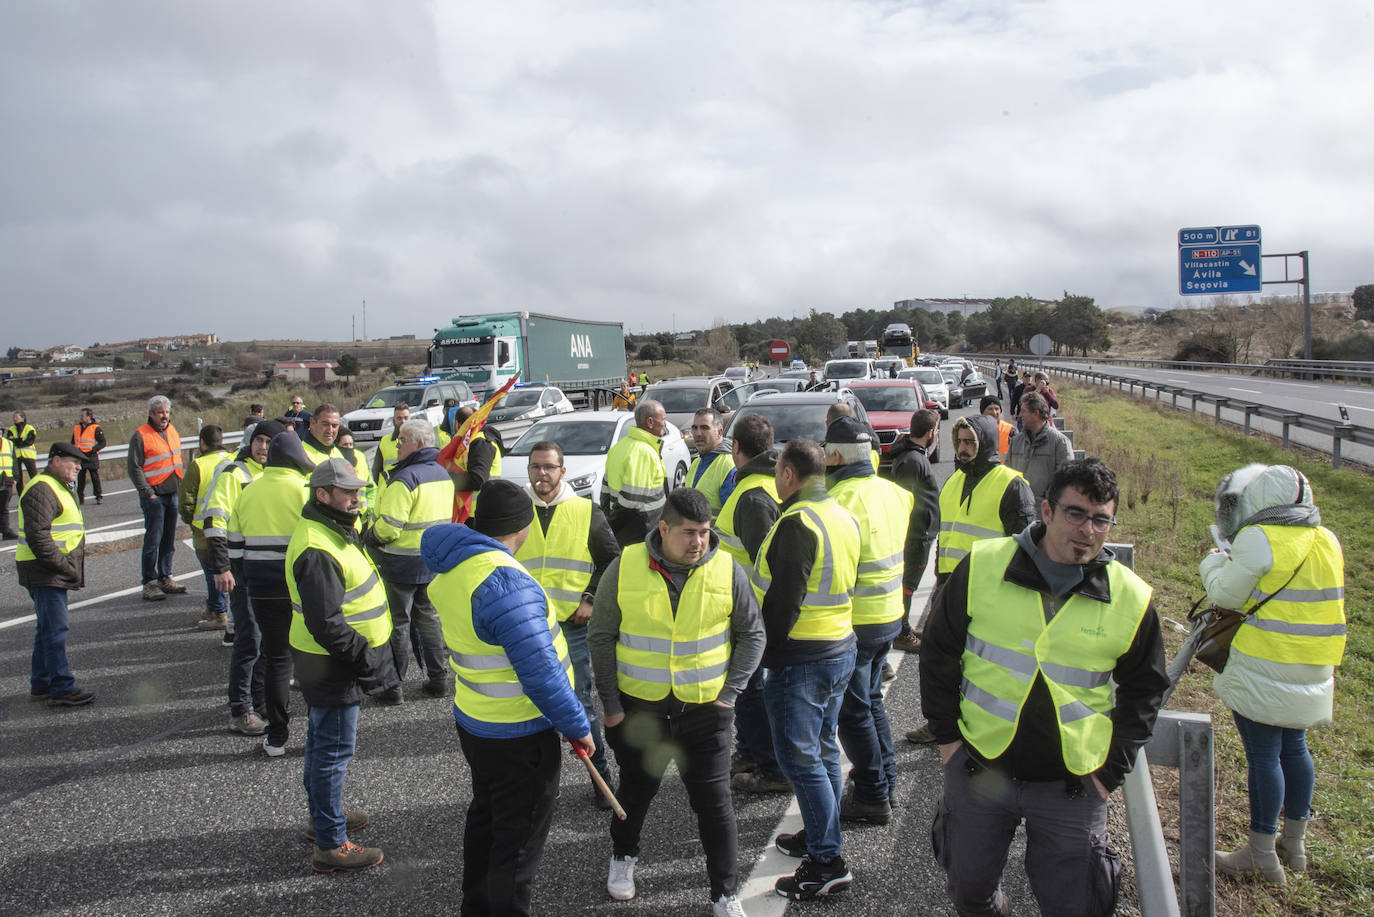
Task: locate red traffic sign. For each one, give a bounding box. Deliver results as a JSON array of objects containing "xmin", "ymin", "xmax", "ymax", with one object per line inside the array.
[{"xmin": 768, "ymin": 340, "xmax": 790, "ymax": 361}]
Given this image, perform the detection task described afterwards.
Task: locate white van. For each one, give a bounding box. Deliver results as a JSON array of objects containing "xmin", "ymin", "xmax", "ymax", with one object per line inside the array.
[{"xmin": 823, "ymin": 358, "xmax": 875, "ymax": 382}]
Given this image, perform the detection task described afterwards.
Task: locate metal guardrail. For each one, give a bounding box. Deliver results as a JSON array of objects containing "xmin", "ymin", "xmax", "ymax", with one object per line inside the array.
[{"xmin": 961, "ymin": 352, "xmax": 1374, "ymax": 385}]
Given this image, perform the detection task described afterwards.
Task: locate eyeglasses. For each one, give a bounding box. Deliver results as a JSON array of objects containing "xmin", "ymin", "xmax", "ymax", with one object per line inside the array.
[
  {"xmin": 528, "ymin": 463, "xmax": 562, "ymax": 474},
  {"xmin": 1052, "ymin": 502, "xmax": 1117, "ymax": 534}
]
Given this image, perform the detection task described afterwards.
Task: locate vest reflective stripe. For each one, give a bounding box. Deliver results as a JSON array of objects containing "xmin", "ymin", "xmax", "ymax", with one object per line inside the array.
[
  {"xmin": 0, "ymin": 438, "xmax": 11, "ymax": 480},
  {"xmin": 477, "ymin": 431, "xmax": 503, "ymax": 479},
  {"xmin": 9, "ymin": 424, "xmax": 37, "ymax": 460},
  {"xmin": 201, "ymin": 460, "xmax": 259, "ymax": 539},
  {"xmin": 1233, "ymin": 525, "xmax": 1346, "ymax": 666},
  {"xmin": 16, "ymin": 476, "xmax": 85, "ymax": 560},
  {"xmin": 714, "ymin": 473, "xmax": 778, "ymax": 566},
  {"xmin": 752, "ymin": 495, "xmax": 860, "ymax": 640},
  {"xmin": 190, "ymin": 453, "xmax": 231, "ymax": 531},
  {"xmin": 73, "ymin": 423, "xmax": 100, "ymax": 453},
  {"xmin": 430, "ymin": 549, "xmax": 572, "ymax": 722},
  {"xmin": 605, "ymin": 427, "xmax": 666, "ymax": 511},
  {"xmin": 138, "ymin": 424, "xmax": 184, "ymax": 485},
  {"xmin": 957, "ymin": 537, "xmax": 1152, "ymax": 775},
  {"xmin": 936, "ymin": 464, "xmax": 1022, "ymax": 574},
  {"xmin": 829, "ymin": 475, "xmax": 913, "ymax": 627},
  {"xmin": 515, "ymin": 496, "xmax": 595, "ymax": 621},
  {"xmin": 287, "ymin": 517, "xmax": 392, "ymax": 655},
  {"xmin": 374, "ymin": 474, "xmax": 455, "ymax": 558},
  {"xmin": 346, "ymin": 450, "xmax": 375, "ymax": 515},
  {"xmin": 378, "ymin": 434, "xmax": 401, "ymax": 476},
  {"xmin": 230, "ymin": 467, "xmax": 310, "ymax": 571},
  {"xmin": 688, "ymin": 452, "xmax": 734, "ymax": 516},
  {"xmin": 615, "ymin": 544, "xmax": 734, "ymax": 702}
]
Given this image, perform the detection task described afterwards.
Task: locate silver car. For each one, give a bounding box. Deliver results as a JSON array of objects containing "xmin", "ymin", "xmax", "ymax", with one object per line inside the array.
[
  {"xmin": 899, "ymin": 367, "xmax": 951, "ymax": 418},
  {"xmin": 500, "ymin": 410, "xmax": 693, "ymax": 499}
]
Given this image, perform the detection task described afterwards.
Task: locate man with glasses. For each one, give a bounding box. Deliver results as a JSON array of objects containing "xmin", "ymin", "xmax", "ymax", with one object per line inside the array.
[
  {"xmin": 516, "ymin": 441, "xmax": 621, "ymax": 801},
  {"xmin": 919, "ymin": 458, "xmax": 1169, "ymax": 917},
  {"xmin": 284, "ymin": 396, "xmax": 312, "ymax": 435},
  {"xmin": 1008, "ymin": 392, "xmax": 1072, "ymax": 519}
]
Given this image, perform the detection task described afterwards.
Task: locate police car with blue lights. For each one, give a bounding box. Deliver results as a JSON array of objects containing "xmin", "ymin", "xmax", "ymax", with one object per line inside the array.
[{"xmin": 342, "ymin": 376, "xmax": 478, "ymax": 442}]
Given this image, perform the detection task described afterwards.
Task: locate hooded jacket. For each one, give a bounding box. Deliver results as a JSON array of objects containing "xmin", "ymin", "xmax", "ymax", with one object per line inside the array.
[
  {"xmin": 588, "ymin": 527, "xmax": 764, "ymax": 719},
  {"xmin": 827, "ymin": 459, "xmax": 907, "ymax": 645},
  {"xmin": 421, "ymin": 522, "xmax": 590, "ymax": 740},
  {"xmin": 1200, "ymin": 464, "xmax": 1339, "ymax": 729},
  {"xmin": 890, "ymin": 435, "xmax": 940, "ymax": 591},
  {"xmin": 948, "ymin": 414, "xmax": 1037, "ymax": 545},
  {"xmin": 525, "ymin": 481, "xmax": 621, "ymax": 600},
  {"xmin": 230, "ymin": 432, "xmax": 313, "ymax": 598},
  {"xmin": 202, "ymin": 420, "xmax": 282, "ymax": 574}
]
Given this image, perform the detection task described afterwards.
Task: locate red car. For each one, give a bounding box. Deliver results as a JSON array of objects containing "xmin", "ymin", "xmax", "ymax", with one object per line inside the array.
[{"xmin": 843, "ymin": 379, "xmax": 939, "ymax": 465}]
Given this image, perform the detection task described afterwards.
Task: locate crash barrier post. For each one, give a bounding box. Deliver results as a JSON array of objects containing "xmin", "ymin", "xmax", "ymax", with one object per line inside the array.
[{"xmin": 1110, "ymin": 542, "xmax": 1214, "ymax": 917}]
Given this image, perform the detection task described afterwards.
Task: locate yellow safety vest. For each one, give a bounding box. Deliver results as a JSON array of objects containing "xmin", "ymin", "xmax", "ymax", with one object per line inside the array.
[
  {"xmin": 301, "ymin": 438, "xmax": 335, "ymax": 467},
  {"xmin": 829, "ymin": 474, "xmax": 913, "ymax": 627},
  {"xmin": 715, "ymin": 473, "xmax": 779, "ymax": 566},
  {"xmin": 374, "ymin": 470, "xmax": 455, "ymax": 559},
  {"xmin": 958, "ymin": 537, "xmax": 1152, "ymax": 775},
  {"xmin": 604, "ymin": 426, "xmax": 666, "ymax": 514},
  {"xmin": 515, "ymin": 496, "xmax": 595, "ymax": 621},
  {"xmin": 937, "ymin": 464, "xmax": 1023, "ymax": 574},
  {"xmin": 17, "ymin": 475, "xmax": 85, "ymax": 559},
  {"xmin": 8, "ymin": 423, "xmax": 37, "ymax": 461},
  {"xmin": 230, "ymin": 466, "xmax": 310, "ymax": 566},
  {"xmin": 377, "ymin": 433, "xmax": 402, "ymax": 479},
  {"xmin": 202, "ymin": 458, "xmax": 261, "ymax": 542},
  {"xmin": 431, "ymin": 549, "xmax": 573, "ymax": 723},
  {"xmin": 751, "ymin": 493, "xmax": 860, "ymax": 641},
  {"xmin": 0, "ymin": 437, "xmax": 12, "ymax": 481},
  {"xmin": 1232, "ymin": 525, "xmax": 1346, "ymax": 666},
  {"xmin": 688, "ymin": 451, "xmax": 734, "ymax": 517},
  {"xmin": 615, "ymin": 544, "xmax": 734, "ymax": 702},
  {"xmin": 287, "ymin": 514, "xmax": 392, "ymax": 653},
  {"xmin": 342, "ymin": 449, "xmax": 375, "ymax": 519},
  {"xmin": 189, "ymin": 452, "xmax": 231, "ymax": 532}
]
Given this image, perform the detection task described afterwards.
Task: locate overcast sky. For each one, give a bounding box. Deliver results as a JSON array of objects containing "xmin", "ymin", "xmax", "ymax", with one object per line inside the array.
[{"xmin": 3, "ymin": 1, "xmax": 1370, "ymax": 348}]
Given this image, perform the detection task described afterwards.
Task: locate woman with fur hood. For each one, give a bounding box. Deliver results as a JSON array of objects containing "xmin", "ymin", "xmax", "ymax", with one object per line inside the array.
[{"xmin": 1199, "ymin": 464, "xmax": 1346, "ymax": 885}]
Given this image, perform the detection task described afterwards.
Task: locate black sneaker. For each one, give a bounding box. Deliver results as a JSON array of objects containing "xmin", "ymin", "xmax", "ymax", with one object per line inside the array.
[
  {"xmin": 420, "ymin": 678, "xmax": 451, "ymax": 698},
  {"xmin": 775, "ymin": 854, "xmax": 853, "ymax": 900},
  {"xmin": 840, "ymin": 792, "xmax": 891, "ymax": 825},
  {"xmin": 774, "ymin": 828, "xmax": 807, "ymax": 858},
  {"xmin": 48, "ymin": 687, "xmax": 95, "ymax": 707},
  {"xmin": 376, "ymin": 687, "xmax": 403, "ymax": 706}
]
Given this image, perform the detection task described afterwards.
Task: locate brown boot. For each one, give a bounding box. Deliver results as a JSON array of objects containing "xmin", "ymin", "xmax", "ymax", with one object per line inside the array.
[
  {"xmin": 892, "ymin": 631, "xmax": 922, "ymax": 653},
  {"xmin": 312, "ymin": 840, "xmax": 384, "ymax": 873},
  {"xmin": 196, "ymin": 609, "xmax": 227, "ymax": 631},
  {"xmin": 159, "ymin": 576, "xmax": 188, "ymax": 595},
  {"xmin": 142, "ymin": 581, "xmax": 168, "ymax": 601}
]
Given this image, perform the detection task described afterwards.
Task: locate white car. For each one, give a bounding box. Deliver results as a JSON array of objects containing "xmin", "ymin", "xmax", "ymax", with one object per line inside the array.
[
  {"xmin": 823, "ymin": 358, "xmax": 875, "ymax": 382},
  {"xmin": 342, "ymin": 377, "xmax": 477, "ymax": 443},
  {"xmin": 899, "ymin": 367, "xmax": 951, "ymax": 418},
  {"xmin": 486, "ymin": 385, "xmax": 574, "ymax": 424},
  {"xmin": 500, "ymin": 411, "xmax": 693, "ymax": 502}
]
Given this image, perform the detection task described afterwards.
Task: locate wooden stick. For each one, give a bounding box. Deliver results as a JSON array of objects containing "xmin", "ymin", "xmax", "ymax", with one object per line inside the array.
[{"xmin": 576, "ymin": 747, "xmax": 627, "ymax": 820}]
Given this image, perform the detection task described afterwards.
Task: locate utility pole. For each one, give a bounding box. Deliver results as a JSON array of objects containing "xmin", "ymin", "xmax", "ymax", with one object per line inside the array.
[{"xmin": 363, "ymin": 300, "xmax": 367, "ymax": 342}]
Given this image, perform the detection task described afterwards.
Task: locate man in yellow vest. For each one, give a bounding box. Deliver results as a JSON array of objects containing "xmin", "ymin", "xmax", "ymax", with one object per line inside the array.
[
  {"xmin": 423, "ymin": 478, "xmax": 593, "ymax": 916},
  {"xmin": 7, "ymin": 410, "xmax": 38, "ymax": 491},
  {"xmin": 823, "ymin": 417, "xmax": 912, "ymax": 826},
  {"xmin": 370, "ymin": 404, "xmax": 410, "ymax": 485},
  {"xmin": 0, "ymin": 432, "xmax": 17, "ymax": 540},
  {"xmin": 753, "ymin": 439, "xmax": 861, "ymax": 900},
  {"xmin": 603, "ymin": 400, "xmax": 667, "ymax": 547},
  {"xmin": 127, "ymin": 394, "xmax": 189, "ymax": 602},
  {"xmin": 919, "ymin": 459, "xmax": 1169, "ymax": 917},
  {"xmin": 587, "ymin": 486, "xmax": 763, "ymax": 913},
  {"xmin": 687, "ymin": 409, "xmax": 733, "ymax": 517},
  {"xmin": 18, "ymin": 443, "xmax": 93, "ymax": 707},
  {"xmin": 230, "ymin": 430, "xmax": 316, "ymax": 757},
  {"xmin": 517, "ymin": 440, "xmax": 621, "ymax": 798},
  {"xmin": 70, "ymin": 407, "xmax": 105, "ymax": 504},
  {"xmin": 366, "ymin": 419, "xmax": 454, "ymax": 704},
  {"xmin": 298, "ymin": 403, "xmax": 341, "ymax": 466},
  {"xmin": 715, "ymin": 414, "xmax": 788, "ymax": 794},
  {"xmin": 179, "ymin": 425, "xmax": 233, "ymax": 632},
  {"xmin": 288, "ymin": 457, "xmax": 401, "ymax": 874}
]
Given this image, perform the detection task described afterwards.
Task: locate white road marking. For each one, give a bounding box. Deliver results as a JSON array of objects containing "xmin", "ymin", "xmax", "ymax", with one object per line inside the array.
[
  {"xmin": 1229, "ymin": 387, "xmax": 1262, "ymax": 395},
  {"xmin": 1, "ymin": 517, "xmax": 150, "ymax": 555},
  {"xmin": 0, "ymin": 570, "xmax": 200, "ymax": 630}
]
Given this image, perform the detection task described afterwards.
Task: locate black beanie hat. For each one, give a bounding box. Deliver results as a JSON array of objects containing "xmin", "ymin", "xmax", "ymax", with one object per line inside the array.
[{"xmin": 471, "ymin": 479, "xmax": 534, "ymax": 538}]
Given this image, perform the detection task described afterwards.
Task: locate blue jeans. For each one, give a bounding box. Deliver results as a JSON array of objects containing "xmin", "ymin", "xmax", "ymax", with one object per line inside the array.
[
  {"xmin": 194, "ymin": 546, "xmax": 228, "ymax": 614},
  {"xmin": 303, "ymin": 703, "xmax": 360, "ymax": 849},
  {"xmin": 763, "ymin": 648, "xmax": 857, "ymax": 862},
  {"xmin": 837, "ymin": 639, "xmax": 896, "ymax": 803},
  {"xmin": 735, "ymin": 666, "xmax": 782, "ymax": 777},
  {"xmin": 558, "ymin": 620, "xmax": 608, "ymax": 776},
  {"xmin": 1232, "ymin": 711, "xmax": 1314, "ymax": 835},
  {"xmin": 29, "ymin": 587, "xmax": 75, "ymax": 696},
  {"xmin": 139, "ymin": 492, "xmax": 179, "ymax": 583}
]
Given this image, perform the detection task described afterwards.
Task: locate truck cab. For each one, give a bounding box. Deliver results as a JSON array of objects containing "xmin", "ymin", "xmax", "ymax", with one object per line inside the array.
[{"xmin": 428, "ymin": 315, "xmax": 523, "ymax": 402}]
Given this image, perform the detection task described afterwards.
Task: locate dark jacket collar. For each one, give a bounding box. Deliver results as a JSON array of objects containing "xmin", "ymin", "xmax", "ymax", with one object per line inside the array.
[
  {"xmin": 780, "ymin": 479, "xmax": 830, "ymax": 512},
  {"xmin": 303, "ymin": 499, "xmax": 361, "ymax": 544},
  {"xmin": 1002, "ymin": 523, "xmax": 1114, "ymax": 602}
]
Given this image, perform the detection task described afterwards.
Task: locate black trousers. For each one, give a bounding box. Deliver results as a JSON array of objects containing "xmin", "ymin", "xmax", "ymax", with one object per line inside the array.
[
  {"xmin": 456, "ymin": 724, "xmax": 562, "ymax": 917},
  {"xmin": 13, "ymin": 456, "xmax": 37, "ymax": 492},
  {"xmin": 77, "ymin": 463, "xmax": 102, "ymax": 501},
  {"xmin": 0, "ymin": 484, "xmax": 14, "ymax": 537},
  {"xmin": 250, "ymin": 595, "xmax": 293, "ymax": 747},
  {"xmin": 606, "ymin": 700, "xmax": 739, "ymax": 899}
]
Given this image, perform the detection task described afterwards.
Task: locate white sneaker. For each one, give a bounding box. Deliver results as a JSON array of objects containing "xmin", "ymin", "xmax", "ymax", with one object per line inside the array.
[
  {"xmin": 607, "ymin": 854, "xmax": 637, "ymax": 901},
  {"xmin": 712, "ymin": 893, "xmax": 747, "ymax": 916},
  {"xmin": 263, "ymin": 737, "xmax": 286, "ymax": 758}
]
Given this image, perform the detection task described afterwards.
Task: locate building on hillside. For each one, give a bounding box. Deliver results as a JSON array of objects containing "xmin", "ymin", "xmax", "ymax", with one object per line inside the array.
[
  {"xmin": 273, "ymin": 361, "xmax": 339, "ymax": 383},
  {"xmin": 47, "ymin": 345, "xmax": 86, "ymax": 362}
]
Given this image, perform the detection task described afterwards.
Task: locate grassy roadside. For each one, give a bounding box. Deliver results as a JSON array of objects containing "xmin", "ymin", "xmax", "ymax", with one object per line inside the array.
[{"xmin": 1055, "ymin": 377, "xmax": 1374, "ymax": 916}]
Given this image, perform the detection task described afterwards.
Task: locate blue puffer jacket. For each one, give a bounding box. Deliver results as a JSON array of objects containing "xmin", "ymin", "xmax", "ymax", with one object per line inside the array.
[{"xmin": 422, "ymin": 522, "xmax": 591, "ymax": 740}]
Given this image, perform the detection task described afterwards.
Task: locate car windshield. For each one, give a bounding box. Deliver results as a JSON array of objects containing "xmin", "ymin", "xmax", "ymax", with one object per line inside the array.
[
  {"xmin": 906, "ymin": 369, "xmax": 944, "ymax": 385},
  {"xmin": 643, "ymin": 385, "xmax": 709, "ymax": 412},
  {"xmin": 826, "ymin": 362, "xmax": 868, "ymax": 379},
  {"xmin": 729, "ymin": 403, "xmax": 834, "ymax": 443},
  {"xmin": 364, "ymin": 387, "xmax": 423, "ymax": 409},
  {"xmin": 851, "ymin": 386, "xmax": 924, "ymax": 413},
  {"xmin": 941, "ymin": 371, "xmax": 960, "ymax": 384},
  {"xmin": 502, "ymin": 390, "xmax": 542, "ymax": 408},
  {"xmin": 724, "ymin": 368, "xmax": 747, "ymax": 378},
  {"xmin": 509, "ymin": 420, "xmax": 619, "ymax": 455}
]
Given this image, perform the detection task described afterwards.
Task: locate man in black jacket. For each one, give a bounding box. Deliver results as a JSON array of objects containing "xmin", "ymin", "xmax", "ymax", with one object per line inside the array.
[
  {"xmin": 920, "ymin": 459, "xmax": 1169, "ymax": 917},
  {"xmin": 288, "ymin": 458, "xmax": 401, "ymax": 873},
  {"xmin": 18, "ymin": 443, "xmax": 94, "ymax": 706},
  {"xmin": 889, "ymin": 408, "xmax": 941, "ymax": 653}
]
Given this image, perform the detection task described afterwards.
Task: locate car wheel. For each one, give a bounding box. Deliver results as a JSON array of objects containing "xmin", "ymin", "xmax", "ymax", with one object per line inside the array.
[
  {"xmin": 940, "ymin": 408, "xmax": 949, "ymax": 420},
  {"xmin": 673, "ymin": 461, "xmax": 688, "ymax": 490}
]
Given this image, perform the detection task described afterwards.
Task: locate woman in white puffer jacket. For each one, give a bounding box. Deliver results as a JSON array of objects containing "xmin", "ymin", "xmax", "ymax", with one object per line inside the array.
[{"xmin": 1199, "ymin": 464, "xmax": 1347, "ymax": 885}]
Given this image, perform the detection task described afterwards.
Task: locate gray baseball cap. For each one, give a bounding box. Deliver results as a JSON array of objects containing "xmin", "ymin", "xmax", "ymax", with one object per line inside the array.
[{"xmin": 308, "ymin": 457, "xmax": 367, "ymax": 491}]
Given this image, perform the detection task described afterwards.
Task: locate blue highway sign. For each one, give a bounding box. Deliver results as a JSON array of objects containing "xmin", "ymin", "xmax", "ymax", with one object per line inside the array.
[{"xmin": 1178, "ymin": 225, "xmax": 1262, "ymax": 295}]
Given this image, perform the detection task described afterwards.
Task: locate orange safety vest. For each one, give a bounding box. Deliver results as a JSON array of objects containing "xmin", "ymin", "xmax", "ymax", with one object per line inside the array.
[
  {"xmin": 73, "ymin": 423, "xmax": 100, "ymax": 454},
  {"xmin": 138, "ymin": 423, "xmax": 184, "ymax": 486}
]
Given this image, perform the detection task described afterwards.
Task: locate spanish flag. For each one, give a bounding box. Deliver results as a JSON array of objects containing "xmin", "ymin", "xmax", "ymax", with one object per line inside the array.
[{"xmin": 438, "ymin": 374, "xmax": 520, "ymax": 523}]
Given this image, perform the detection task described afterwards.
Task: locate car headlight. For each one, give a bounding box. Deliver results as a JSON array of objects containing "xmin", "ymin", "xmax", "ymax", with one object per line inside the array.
[
  {"xmin": 381, "ymin": 417, "xmax": 393, "ymax": 430},
  {"xmin": 566, "ymin": 472, "xmax": 598, "ymax": 492}
]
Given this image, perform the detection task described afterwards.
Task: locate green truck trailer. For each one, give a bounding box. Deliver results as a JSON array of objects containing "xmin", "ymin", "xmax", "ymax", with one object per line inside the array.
[{"xmin": 428, "ymin": 312, "xmax": 627, "ymax": 408}]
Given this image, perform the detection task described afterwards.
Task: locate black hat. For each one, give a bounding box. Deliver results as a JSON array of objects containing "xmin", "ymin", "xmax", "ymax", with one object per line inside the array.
[
  {"xmin": 471, "ymin": 479, "xmax": 534, "ymax": 538},
  {"xmin": 824, "ymin": 416, "xmax": 871, "ymax": 444},
  {"xmin": 48, "ymin": 442, "xmax": 85, "ymax": 461}
]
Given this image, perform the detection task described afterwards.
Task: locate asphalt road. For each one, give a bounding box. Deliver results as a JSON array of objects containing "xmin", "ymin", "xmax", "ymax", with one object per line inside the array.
[{"xmin": 0, "ymin": 400, "xmax": 1064, "ymax": 917}]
